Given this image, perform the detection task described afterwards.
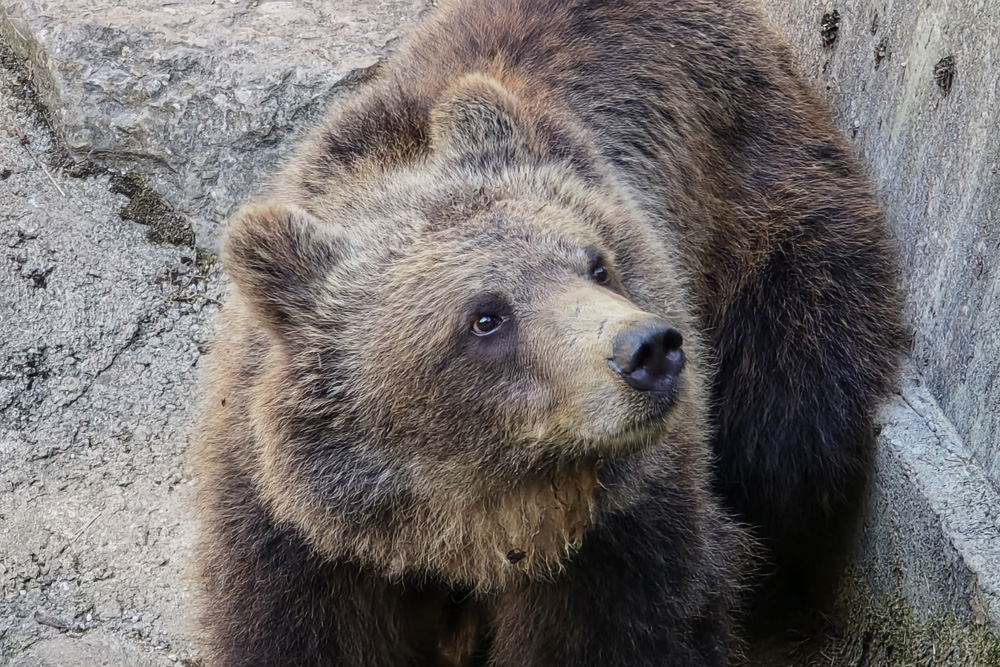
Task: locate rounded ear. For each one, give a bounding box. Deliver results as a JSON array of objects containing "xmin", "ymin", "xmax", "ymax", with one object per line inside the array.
[
  {"xmin": 429, "ymin": 74, "xmax": 534, "ymax": 168},
  {"xmin": 222, "ymin": 203, "xmax": 353, "ymax": 339}
]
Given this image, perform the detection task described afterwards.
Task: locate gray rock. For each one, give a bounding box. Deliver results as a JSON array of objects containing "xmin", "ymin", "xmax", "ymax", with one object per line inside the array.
[
  {"xmin": 0, "ymin": 0, "xmax": 430, "ymax": 250},
  {"xmin": 866, "ymin": 372, "xmax": 1000, "ymax": 630},
  {"xmin": 0, "ymin": 36, "xmax": 215, "ymax": 664},
  {"xmin": 11, "ymin": 633, "xmax": 175, "ymax": 667}
]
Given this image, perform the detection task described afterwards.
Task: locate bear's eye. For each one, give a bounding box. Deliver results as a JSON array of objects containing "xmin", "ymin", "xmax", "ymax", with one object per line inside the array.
[
  {"xmin": 591, "ymin": 262, "xmax": 610, "ymax": 285},
  {"xmin": 471, "ymin": 314, "xmax": 506, "ymax": 336}
]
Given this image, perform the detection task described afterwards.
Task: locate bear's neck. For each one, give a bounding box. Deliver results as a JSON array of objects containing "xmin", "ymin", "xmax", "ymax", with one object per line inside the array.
[
  {"xmin": 412, "ymin": 457, "xmax": 601, "ymax": 590},
  {"xmin": 261, "ymin": 450, "xmax": 601, "ymax": 592}
]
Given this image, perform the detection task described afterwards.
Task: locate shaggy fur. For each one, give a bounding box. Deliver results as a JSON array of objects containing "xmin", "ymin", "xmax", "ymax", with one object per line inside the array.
[{"xmin": 192, "ymin": 0, "xmax": 902, "ymax": 664}]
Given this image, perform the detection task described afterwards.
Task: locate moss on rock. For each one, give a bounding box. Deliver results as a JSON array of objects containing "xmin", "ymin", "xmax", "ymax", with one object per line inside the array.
[
  {"xmin": 111, "ymin": 171, "xmax": 195, "ymax": 247},
  {"xmin": 751, "ymin": 568, "xmax": 1000, "ymax": 667}
]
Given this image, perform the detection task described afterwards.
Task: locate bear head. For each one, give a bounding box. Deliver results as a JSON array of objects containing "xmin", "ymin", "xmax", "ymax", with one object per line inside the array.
[{"xmin": 221, "ymin": 74, "xmax": 707, "ymax": 592}]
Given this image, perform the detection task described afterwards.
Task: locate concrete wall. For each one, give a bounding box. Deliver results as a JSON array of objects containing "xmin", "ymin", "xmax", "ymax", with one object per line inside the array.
[{"xmin": 755, "ymin": 0, "xmax": 1000, "ymax": 635}]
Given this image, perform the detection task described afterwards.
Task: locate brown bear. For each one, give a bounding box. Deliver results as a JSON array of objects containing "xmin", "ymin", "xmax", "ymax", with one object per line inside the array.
[{"xmin": 192, "ymin": 0, "xmax": 902, "ymax": 664}]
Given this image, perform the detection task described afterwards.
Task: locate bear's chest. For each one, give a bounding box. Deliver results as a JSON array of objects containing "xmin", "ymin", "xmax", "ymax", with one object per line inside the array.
[{"xmin": 407, "ymin": 589, "xmax": 491, "ymax": 667}]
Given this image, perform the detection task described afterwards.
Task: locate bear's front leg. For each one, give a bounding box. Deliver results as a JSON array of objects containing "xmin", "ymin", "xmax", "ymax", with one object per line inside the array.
[
  {"xmin": 489, "ymin": 477, "xmax": 745, "ymax": 667},
  {"xmin": 197, "ymin": 471, "xmax": 431, "ymax": 667}
]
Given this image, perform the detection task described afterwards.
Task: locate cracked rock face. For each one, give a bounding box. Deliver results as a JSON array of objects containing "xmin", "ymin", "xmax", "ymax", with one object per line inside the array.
[
  {"xmin": 1, "ymin": 40, "xmax": 221, "ymax": 666},
  {"xmin": 0, "ymin": 0, "xmax": 429, "ymax": 250}
]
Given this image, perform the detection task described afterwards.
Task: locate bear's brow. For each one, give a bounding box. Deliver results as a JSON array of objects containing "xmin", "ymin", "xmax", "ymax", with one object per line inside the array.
[{"xmin": 583, "ymin": 244, "xmax": 604, "ymax": 268}]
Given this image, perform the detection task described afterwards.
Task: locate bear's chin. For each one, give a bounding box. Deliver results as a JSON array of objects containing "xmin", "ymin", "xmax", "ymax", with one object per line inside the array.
[{"xmin": 568, "ymin": 388, "xmax": 686, "ymax": 457}]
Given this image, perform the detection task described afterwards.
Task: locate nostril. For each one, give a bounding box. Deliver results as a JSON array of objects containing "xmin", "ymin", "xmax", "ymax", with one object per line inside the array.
[
  {"xmin": 662, "ymin": 347, "xmax": 685, "ymax": 377},
  {"xmin": 631, "ymin": 340, "xmax": 658, "ymax": 373},
  {"xmin": 661, "ymin": 327, "xmax": 683, "ymax": 351}
]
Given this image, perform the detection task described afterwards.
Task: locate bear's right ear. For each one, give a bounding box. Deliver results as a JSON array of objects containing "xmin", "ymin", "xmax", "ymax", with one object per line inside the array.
[
  {"xmin": 222, "ymin": 203, "xmax": 351, "ymax": 339},
  {"xmin": 429, "ymin": 74, "xmax": 535, "ymax": 169}
]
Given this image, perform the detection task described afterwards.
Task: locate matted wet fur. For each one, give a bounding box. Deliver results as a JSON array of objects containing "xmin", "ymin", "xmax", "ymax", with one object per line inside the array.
[{"xmin": 192, "ymin": 0, "xmax": 902, "ymax": 665}]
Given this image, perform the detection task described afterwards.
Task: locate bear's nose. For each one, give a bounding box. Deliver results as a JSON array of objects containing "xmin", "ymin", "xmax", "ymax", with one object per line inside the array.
[{"xmin": 609, "ymin": 318, "xmax": 685, "ymax": 398}]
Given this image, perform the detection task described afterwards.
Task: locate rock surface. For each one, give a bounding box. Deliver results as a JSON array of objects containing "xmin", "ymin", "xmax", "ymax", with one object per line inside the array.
[
  {"xmin": 9, "ymin": 633, "xmax": 178, "ymax": 667},
  {"xmin": 0, "ymin": 0, "xmax": 429, "ymax": 250},
  {"xmin": 0, "ymin": 35, "xmax": 217, "ymax": 667},
  {"xmin": 867, "ymin": 373, "xmax": 1000, "ymax": 629}
]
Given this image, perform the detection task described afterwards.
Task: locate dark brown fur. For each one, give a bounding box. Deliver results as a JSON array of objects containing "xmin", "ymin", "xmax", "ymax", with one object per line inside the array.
[{"xmin": 192, "ymin": 0, "xmax": 902, "ymax": 664}]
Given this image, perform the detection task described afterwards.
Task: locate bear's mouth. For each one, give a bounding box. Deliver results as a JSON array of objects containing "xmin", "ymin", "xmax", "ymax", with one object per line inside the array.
[
  {"xmin": 605, "ymin": 385, "xmax": 683, "ymax": 446},
  {"xmin": 607, "ymin": 347, "xmax": 685, "ymax": 404},
  {"xmin": 629, "ymin": 399, "xmax": 675, "ymax": 433}
]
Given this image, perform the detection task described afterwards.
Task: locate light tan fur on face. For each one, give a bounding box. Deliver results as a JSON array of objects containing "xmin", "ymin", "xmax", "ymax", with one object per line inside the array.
[{"xmin": 203, "ymin": 55, "xmax": 721, "ymax": 599}]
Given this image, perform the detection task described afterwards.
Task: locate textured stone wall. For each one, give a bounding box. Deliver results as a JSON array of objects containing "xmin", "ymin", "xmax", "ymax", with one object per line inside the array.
[
  {"xmin": 754, "ymin": 0, "xmax": 1000, "ymax": 640},
  {"xmin": 0, "ymin": 0, "xmax": 428, "ymax": 249}
]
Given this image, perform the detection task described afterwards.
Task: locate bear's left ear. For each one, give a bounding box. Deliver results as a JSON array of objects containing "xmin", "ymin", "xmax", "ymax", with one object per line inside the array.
[
  {"xmin": 222, "ymin": 203, "xmax": 353, "ymax": 340},
  {"xmin": 429, "ymin": 74, "xmax": 535, "ymax": 168}
]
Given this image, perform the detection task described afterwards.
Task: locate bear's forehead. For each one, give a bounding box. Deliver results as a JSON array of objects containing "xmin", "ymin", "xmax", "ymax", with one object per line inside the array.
[
  {"xmin": 404, "ymin": 207, "xmax": 605, "ymax": 272},
  {"xmin": 420, "ymin": 196, "xmax": 602, "ymax": 245},
  {"xmin": 323, "ymin": 176, "xmax": 613, "ymax": 282},
  {"xmin": 353, "ymin": 209, "xmax": 609, "ymax": 316}
]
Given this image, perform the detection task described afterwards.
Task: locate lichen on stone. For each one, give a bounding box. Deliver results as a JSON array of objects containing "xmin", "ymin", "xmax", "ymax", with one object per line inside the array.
[{"xmin": 110, "ymin": 171, "xmax": 195, "ymax": 247}]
